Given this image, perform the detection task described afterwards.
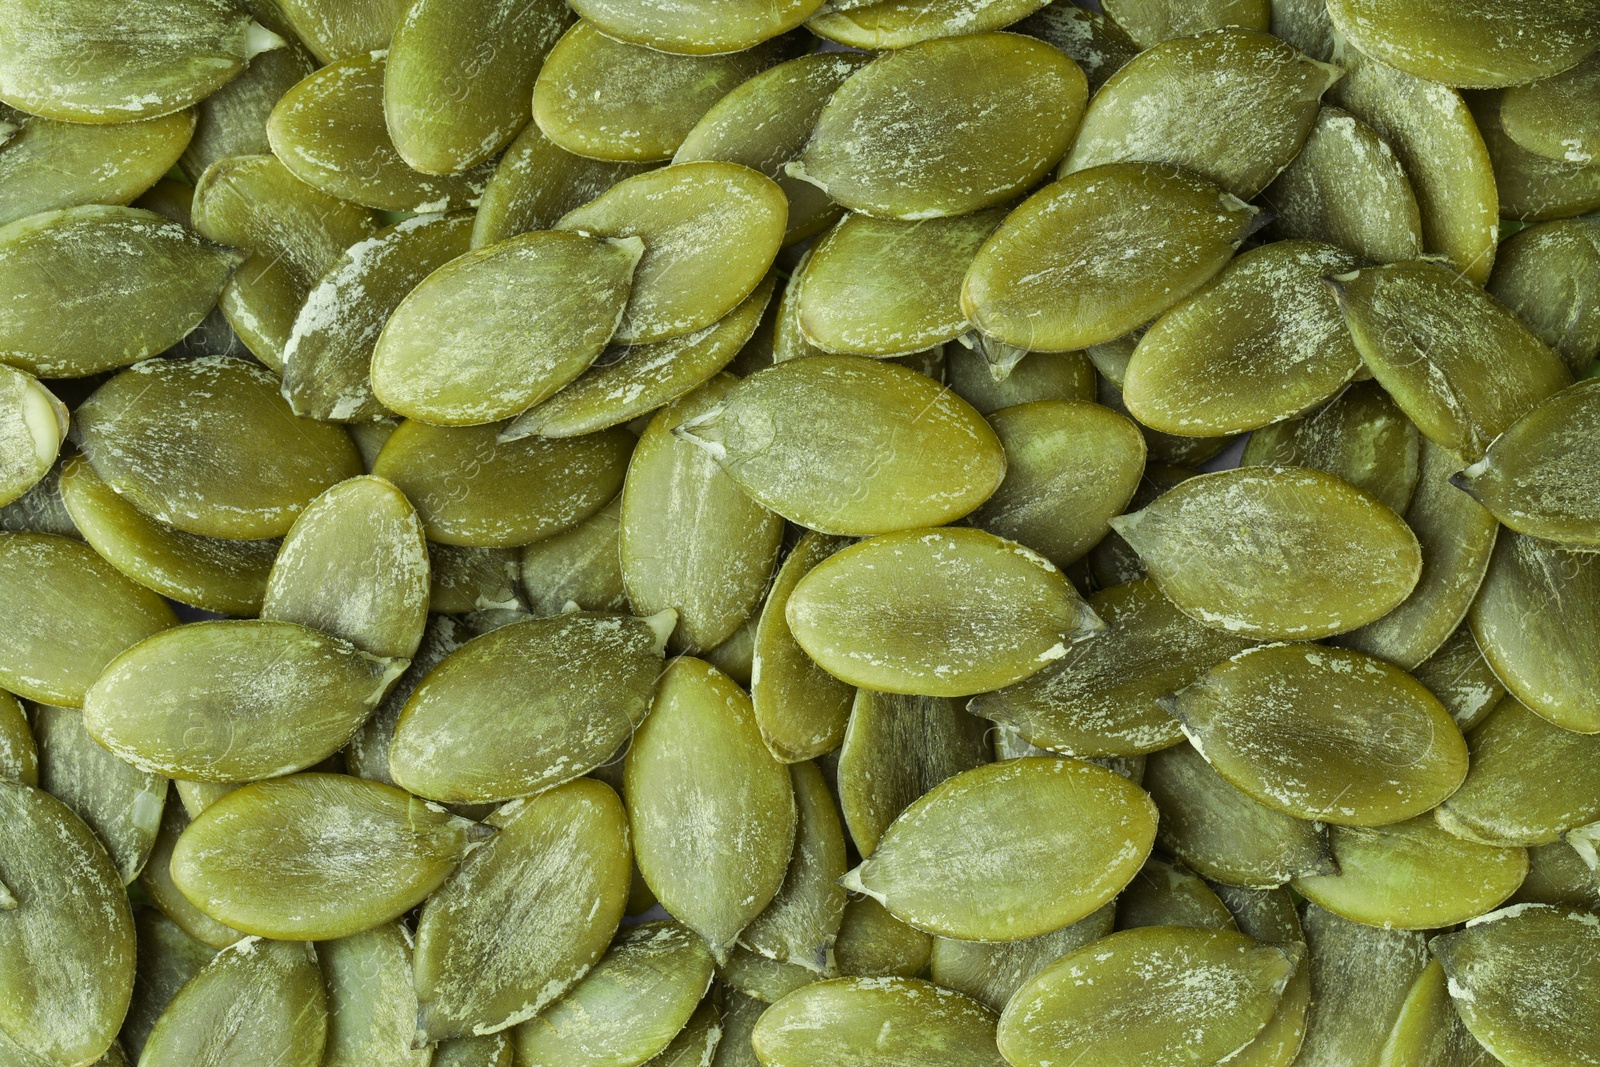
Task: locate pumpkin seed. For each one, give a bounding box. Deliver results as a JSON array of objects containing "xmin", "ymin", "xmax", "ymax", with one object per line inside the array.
[
  {"xmin": 790, "ymin": 32, "xmax": 1088, "ymax": 221},
  {"xmin": 0, "ymin": 690, "xmax": 35, "ymax": 785},
  {"xmin": 1101, "ymin": 0, "xmax": 1269, "ymax": 46},
  {"xmin": 412, "ymin": 778, "xmax": 630, "ymax": 1040},
  {"xmin": 645, "ymin": 999, "xmax": 720, "ymax": 1067},
  {"xmin": 710, "ymin": 990, "xmax": 762, "ymax": 1067},
  {"xmin": 620, "ymin": 378, "xmax": 784, "ymax": 653},
  {"xmin": 1013, "ymin": 3, "xmax": 1138, "ymax": 89},
  {"xmin": 1092, "ymin": 338, "xmax": 1233, "ymax": 467},
  {"xmin": 278, "ymin": 0, "xmax": 409, "ymax": 62},
  {"xmin": 432, "ymin": 546, "xmax": 525, "ymax": 614},
  {"xmin": 1470, "ymin": 88, "xmax": 1600, "ymax": 223},
  {"xmin": 345, "ymin": 613, "xmax": 472, "ymax": 787},
  {"xmin": 755, "ymin": 977, "xmax": 1005, "ymax": 1067},
  {"xmin": 808, "ymin": 0, "xmax": 1052, "ymax": 51},
  {"xmin": 1115, "ymin": 855, "xmax": 1239, "ymax": 932},
  {"xmin": 739, "ymin": 762, "xmax": 848, "ymax": 972},
  {"xmin": 719, "ymin": 945, "xmax": 819, "ymax": 1005},
  {"xmin": 1084, "ymin": 464, "xmax": 1195, "ymax": 588},
  {"xmin": 929, "ymin": 905, "xmax": 1114, "ymax": 1013},
  {"xmin": 1378, "ymin": 959, "xmax": 1499, "ymax": 1067},
  {"xmin": 1144, "ymin": 740, "xmax": 1336, "ymax": 888},
  {"xmin": 1410, "ymin": 625, "xmax": 1507, "ymax": 732},
  {"xmin": 514, "ymin": 920, "xmax": 714, "ymax": 1066},
  {"xmin": 626, "ymin": 657, "xmax": 796, "ymax": 960},
  {"xmin": 1511, "ymin": 840, "xmax": 1600, "ymax": 912},
  {"xmin": 136, "ymin": 794, "xmax": 245, "ymax": 950},
  {"xmin": 372, "ymin": 419, "xmax": 632, "ymax": 548},
  {"xmin": 172, "ymin": 779, "xmax": 242, "ymax": 820},
  {"xmin": 832, "ymin": 896, "xmax": 932, "ymax": 980},
  {"xmin": 945, "ymin": 347, "xmax": 1096, "ymax": 415},
  {"xmin": 470, "ymin": 125, "xmax": 654, "ymax": 250},
  {"xmin": 1500, "ymin": 50, "xmax": 1600, "ymax": 166},
  {"xmin": 0, "ymin": 456, "xmax": 75, "ymax": 538},
  {"xmin": 1431, "ymin": 904, "xmax": 1600, "ymax": 1065},
  {"xmin": 516, "ymin": 498, "xmax": 625, "ymax": 616},
  {"xmin": 0, "ymin": 780, "xmax": 135, "ymax": 1067},
  {"xmin": 1295, "ymin": 903, "xmax": 1430, "ymax": 1067},
  {"xmin": 120, "ymin": 907, "xmax": 215, "ymax": 1061},
  {"xmin": 1261, "ymin": 106, "xmax": 1424, "ymax": 263},
  {"xmin": 0, "ymin": 366, "xmax": 64, "ymax": 510},
  {"xmin": 1486, "ymin": 217, "xmax": 1600, "ymax": 374},
  {"xmin": 1209, "ymin": 884, "xmax": 1312, "ymax": 1067},
  {"xmin": 319, "ymin": 922, "xmax": 431, "ymax": 1067},
  {"xmin": 433, "ymin": 1034, "xmax": 513, "ymax": 1067},
  {"xmin": 0, "ymin": 531, "xmax": 176, "ymax": 707},
  {"xmin": 181, "ymin": 38, "xmax": 317, "ymax": 183}
]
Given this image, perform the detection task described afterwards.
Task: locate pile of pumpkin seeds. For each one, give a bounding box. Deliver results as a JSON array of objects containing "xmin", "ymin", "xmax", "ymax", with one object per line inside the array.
[{"xmin": 3, "ymin": 0, "xmax": 1600, "ymax": 1063}]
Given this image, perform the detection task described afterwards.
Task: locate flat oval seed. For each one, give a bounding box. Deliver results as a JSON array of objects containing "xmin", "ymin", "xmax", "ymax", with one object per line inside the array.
[
  {"xmin": 1261, "ymin": 106, "xmax": 1423, "ymax": 263},
  {"xmin": 1062, "ymin": 29, "xmax": 1340, "ymax": 199},
  {"xmin": 720, "ymin": 945, "xmax": 819, "ymax": 1004},
  {"xmin": 431, "ymin": 545, "xmax": 524, "ymax": 614},
  {"xmin": 283, "ymin": 212, "xmax": 473, "ymax": 422},
  {"xmin": 570, "ymin": 0, "xmax": 820, "ymax": 54},
  {"xmin": 946, "ymin": 347, "xmax": 1097, "ymax": 415},
  {"xmin": 1433, "ymin": 695, "xmax": 1600, "ymax": 847},
  {"xmin": 389, "ymin": 611, "xmax": 667, "ymax": 803},
  {"xmin": 1411, "ymin": 625, "xmax": 1506, "ymax": 732},
  {"xmin": 171, "ymin": 773, "xmax": 480, "ymax": 940},
  {"xmin": 1113, "ymin": 465, "xmax": 1421, "ymax": 639},
  {"xmin": 471, "ymin": 125, "xmax": 653, "ymax": 249},
  {"xmin": 517, "ymin": 498, "xmax": 625, "ymax": 616},
  {"xmin": 1469, "ymin": 531, "xmax": 1600, "ymax": 734},
  {"xmin": 0, "ymin": 532, "xmax": 175, "ymax": 707},
  {"xmin": 792, "ymin": 32, "xmax": 1086, "ymax": 221},
  {"xmin": 384, "ymin": 0, "xmax": 569, "ymax": 175},
  {"xmin": 1123, "ymin": 241, "xmax": 1363, "ymax": 435},
  {"xmin": 0, "ymin": 366, "xmax": 64, "ymax": 509},
  {"xmin": 344, "ymin": 614, "xmax": 471, "ymax": 787},
  {"xmin": 371, "ymin": 230, "xmax": 640, "ymax": 425},
  {"xmin": 1101, "ymin": 0, "xmax": 1269, "ymax": 46},
  {"xmin": 831, "ymin": 896, "xmax": 933, "ymax": 980},
  {"xmin": 1501, "ymin": 51, "xmax": 1600, "ymax": 166},
  {"xmin": 1431, "ymin": 905, "xmax": 1600, "ymax": 1065},
  {"xmin": 0, "ymin": 781, "xmax": 135, "ymax": 1067},
  {"xmin": 644, "ymin": 999, "xmax": 720, "ymax": 1067},
  {"xmin": 0, "ymin": 205, "xmax": 244, "ymax": 378},
  {"xmin": 963, "ymin": 163, "xmax": 1258, "ymax": 351},
  {"xmin": 1512, "ymin": 841, "xmax": 1600, "ymax": 912},
  {"xmin": 372, "ymin": 420, "xmax": 632, "ymax": 548},
  {"xmin": 0, "ymin": 106, "xmax": 194, "ymax": 227},
  {"xmin": 676, "ymin": 355, "xmax": 1004, "ymax": 536},
  {"xmin": 136, "ymin": 797, "xmax": 245, "ymax": 950},
  {"xmin": 1085, "ymin": 464, "xmax": 1196, "ymax": 588},
  {"xmin": 138, "ymin": 936, "xmax": 326, "ymax": 1067},
  {"xmin": 1486, "ymin": 218, "xmax": 1600, "ymax": 374},
  {"xmin": 1378, "ymin": 959, "xmax": 1501, "ymax": 1067},
  {"xmin": 320, "ymin": 923, "xmax": 430, "ymax": 1067},
  {"xmin": 413, "ymin": 778, "xmax": 630, "ymax": 1041},
  {"xmin": 83, "ymin": 620, "xmax": 403, "ymax": 781},
  {"xmin": 713, "ymin": 990, "xmax": 763, "ymax": 1067},
  {"xmin": 1013, "ymin": 3, "xmax": 1140, "ymax": 89},
  {"xmin": 806, "ymin": 0, "xmax": 1051, "ymax": 51},
  {"xmin": 1115, "ymin": 855, "xmax": 1239, "ymax": 931},
  {"xmin": 1172, "ymin": 643, "xmax": 1468, "ymax": 826},
  {"xmin": 0, "ymin": 691, "xmax": 35, "ymax": 785},
  {"xmin": 998, "ymin": 926, "xmax": 1298, "ymax": 1067},
  {"xmin": 120, "ymin": 907, "xmax": 214, "ymax": 1060},
  {"xmin": 789, "ymin": 526, "xmax": 1102, "ymax": 697},
  {"xmin": 279, "ymin": 0, "xmax": 408, "ymax": 63},
  {"xmin": 842, "ymin": 758, "xmax": 1156, "ymax": 940},
  {"xmin": 1473, "ymin": 89, "xmax": 1600, "ymax": 224},
  {"xmin": 0, "ymin": 456, "xmax": 74, "ymax": 538},
  {"xmin": 180, "ymin": 38, "xmax": 318, "ymax": 182},
  {"xmin": 1144, "ymin": 741, "xmax": 1336, "ymax": 888},
  {"xmin": 73, "ymin": 355, "xmax": 363, "ymax": 539},
  {"xmin": 739, "ymin": 762, "xmax": 849, "ymax": 972},
  {"xmin": 626, "ymin": 657, "xmax": 796, "ymax": 960},
  {"xmin": 971, "ymin": 579, "xmax": 1252, "ymax": 758},
  {"xmin": 513, "ymin": 921, "xmax": 714, "ymax": 1066},
  {"xmin": 754, "ymin": 977, "xmax": 1006, "ymax": 1067},
  {"xmin": 929, "ymin": 905, "xmax": 1114, "ymax": 1013},
  {"xmin": 1210, "ymin": 885, "xmax": 1312, "ymax": 1067},
  {"xmin": 1294, "ymin": 903, "xmax": 1430, "ymax": 1067}
]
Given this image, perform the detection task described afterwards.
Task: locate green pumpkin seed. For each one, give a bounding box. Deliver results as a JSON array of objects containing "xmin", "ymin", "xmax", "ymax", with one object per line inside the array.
[
  {"xmin": 1377, "ymin": 959, "xmax": 1499, "ymax": 1067},
  {"xmin": 319, "ymin": 922, "xmax": 430, "ymax": 1067},
  {"xmin": 842, "ymin": 757, "xmax": 1155, "ymax": 940},
  {"xmin": 471, "ymin": 125, "xmax": 654, "ymax": 250},
  {"xmin": 644, "ymin": 999, "xmax": 720, "ymax": 1067},
  {"xmin": 502, "ymin": 270, "xmax": 776, "ymax": 442},
  {"xmin": 517, "ymin": 498, "xmax": 625, "ymax": 616},
  {"xmin": 0, "ymin": 456, "xmax": 74, "ymax": 538},
  {"xmin": 1112, "ymin": 466, "xmax": 1421, "ymax": 639},
  {"xmin": 1472, "ymin": 88, "xmax": 1600, "ymax": 223},
  {"xmin": 1144, "ymin": 740, "xmax": 1336, "ymax": 888},
  {"xmin": 832, "ymin": 896, "xmax": 932, "ymax": 980},
  {"xmin": 121, "ymin": 907, "xmax": 215, "ymax": 1061},
  {"xmin": 1410, "ymin": 625, "xmax": 1506, "ymax": 732},
  {"xmin": 1261, "ymin": 106, "xmax": 1424, "ymax": 263},
  {"xmin": 349, "ymin": 416, "xmax": 398, "ymax": 471},
  {"xmin": 1326, "ymin": 0, "xmax": 1600, "ymax": 88},
  {"xmin": 945, "ymin": 347, "xmax": 1096, "ymax": 415},
  {"xmin": 1171, "ymin": 643, "xmax": 1467, "ymax": 825},
  {"xmin": 0, "ymin": 690, "xmax": 34, "ymax": 785},
  {"xmin": 719, "ymin": 945, "xmax": 819, "ymax": 1004},
  {"xmin": 739, "ymin": 762, "xmax": 848, "ymax": 972},
  {"xmin": 372, "ymin": 420, "xmax": 632, "ymax": 548},
  {"xmin": 791, "ymin": 32, "xmax": 1087, "ymax": 221},
  {"xmin": 413, "ymin": 778, "xmax": 631, "ymax": 1040},
  {"xmin": 432, "ymin": 1034, "xmax": 513, "ymax": 1067},
  {"xmin": 283, "ymin": 211, "xmax": 474, "ymax": 422},
  {"xmin": 385, "ymin": 0, "xmax": 569, "ymax": 175},
  {"xmin": 1432, "ymin": 904, "xmax": 1600, "ymax": 1065},
  {"xmin": 929, "ymin": 905, "xmax": 1114, "ymax": 1013},
  {"xmin": 0, "ymin": 781, "xmax": 135, "ymax": 1067},
  {"xmin": 1124, "ymin": 241, "xmax": 1363, "ymax": 435},
  {"xmin": 964, "ymin": 163, "xmax": 1257, "ymax": 351},
  {"xmin": 1295, "ymin": 903, "xmax": 1430, "ymax": 1067},
  {"xmin": 136, "ymin": 795, "xmax": 245, "ymax": 950},
  {"xmin": 190, "ymin": 154, "xmax": 381, "ymax": 371},
  {"xmin": 138, "ymin": 936, "xmax": 326, "ymax": 1067},
  {"xmin": 172, "ymin": 779, "xmax": 242, "ymax": 820},
  {"xmin": 1115, "ymin": 855, "xmax": 1239, "ymax": 931},
  {"xmin": 620, "ymin": 378, "xmax": 784, "ymax": 653},
  {"xmin": 1501, "ymin": 51, "xmax": 1600, "ymax": 166},
  {"xmin": 711, "ymin": 991, "xmax": 762, "ymax": 1067},
  {"xmin": 1063, "ymin": 29, "xmax": 1339, "ymax": 200},
  {"xmin": 1433, "ymin": 695, "xmax": 1600, "ymax": 846},
  {"xmin": 1101, "ymin": 0, "xmax": 1269, "ymax": 46},
  {"xmin": 999, "ymin": 926, "xmax": 1298, "ymax": 1067},
  {"xmin": 278, "ymin": 0, "xmax": 408, "ymax": 62},
  {"xmin": 1469, "ymin": 531, "xmax": 1600, "ymax": 734},
  {"xmin": 0, "ymin": 106, "xmax": 195, "ymax": 228},
  {"xmin": 1486, "ymin": 218, "xmax": 1600, "ymax": 374},
  {"xmin": 0, "ymin": 205, "xmax": 244, "ymax": 378},
  {"xmin": 755, "ymin": 977, "xmax": 1005, "ymax": 1067},
  {"xmin": 84, "ymin": 620, "xmax": 403, "ymax": 781},
  {"xmin": 1013, "ymin": 3, "xmax": 1139, "ymax": 89},
  {"xmin": 1091, "ymin": 337, "xmax": 1233, "ymax": 467},
  {"xmin": 433, "ymin": 545, "xmax": 524, "ymax": 614},
  {"xmin": 345, "ymin": 614, "xmax": 471, "ymax": 787},
  {"xmin": 181, "ymin": 38, "xmax": 317, "ymax": 183},
  {"xmin": 1209, "ymin": 884, "xmax": 1312, "ymax": 1067},
  {"xmin": 626, "ymin": 657, "xmax": 796, "ymax": 959},
  {"xmin": 1511, "ymin": 840, "xmax": 1600, "ymax": 911},
  {"xmin": 0, "ymin": 366, "xmax": 64, "ymax": 510},
  {"xmin": 1085, "ymin": 464, "xmax": 1195, "ymax": 588},
  {"xmin": 513, "ymin": 921, "xmax": 714, "ymax": 1066},
  {"xmin": 0, "ymin": 531, "xmax": 175, "ymax": 707},
  {"xmin": 807, "ymin": 0, "xmax": 1051, "ymax": 50}
]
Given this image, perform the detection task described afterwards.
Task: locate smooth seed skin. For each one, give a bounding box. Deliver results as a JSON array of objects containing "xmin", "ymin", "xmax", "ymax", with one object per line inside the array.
[
  {"xmin": 318, "ymin": 922, "xmax": 431, "ymax": 1067},
  {"xmin": 806, "ymin": 0, "xmax": 1053, "ymax": 52},
  {"xmin": 570, "ymin": 0, "xmax": 822, "ymax": 54},
  {"xmin": 753, "ymin": 977, "xmax": 1007, "ymax": 1067},
  {"xmin": 1377, "ymin": 958, "xmax": 1503, "ymax": 1067},
  {"xmin": 1486, "ymin": 217, "xmax": 1600, "ymax": 373}
]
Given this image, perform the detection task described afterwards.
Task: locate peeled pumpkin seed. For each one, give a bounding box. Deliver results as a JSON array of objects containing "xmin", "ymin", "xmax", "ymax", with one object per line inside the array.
[
  {"xmin": 739, "ymin": 762, "xmax": 848, "ymax": 972},
  {"xmin": 1112, "ymin": 465, "xmax": 1421, "ymax": 640},
  {"xmin": 0, "ymin": 457, "xmax": 74, "ymax": 538},
  {"xmin": 1013, "ymin": 3, "xmax": 1140, "ymax": 89},
  {"xmin": 1092, "ymin": 345, "xmax": 1233, "ymax": 467},
  {"xmin": 0, "ymin": 691, "xmax": 35, "ymax": 785},
  {"xmin": 1378, "ymin": 959, "xmax": 1499, "ymax": 1067},
  {"xmin": 1500, "ymin": 51, "xmax": 1600, "ymax": 166},
  {"xmin": 1512, "ymin": 840, "xmax": 1600, "ymax": 911},
  {"xmin": 711, "ymin": 992, "xmax": 762, "ymax": 1067},
  {"xmin": 0, "ymin": 531, "xmax": 175, "ymax": 707},
  {"xmin": 283, "ymin": 211, "xmax": 474, "ymax": 422},
  {"xmin": 929, "ymin": 905, "xmax": 1114, "ymax": 1013},
  {"xmin": 1433, "ymin": 695, "xmax": 1600, "ymax": 847},
  {"xmin": 806, "ymin": 0, "xmax": 1051, "ymax": 51},
  {"xmin": 278, "ymin": 0, "xmax": 408, "ymax": 63},
  {"xmin": 432, "ymin": 545, "xmax": 524, "ymax": 614},
  {"xmin": 1486, "ymin": 217, "xmax": 1600, "ymax": 374},
  {"xmin": 0, "ymin": 780, "xmax": 135, "ymax": 1067},
  {"xmin": 120, "ymin": 907, "xmax": 215, "ymax": 1060},
  {"xmin": 319, "ymin": 922, "xmax": 430, "ymax": 1067},
  {"xmin": 517, "ymin": 498, "xmax": 625, "ymax": 616},
  {"xmin": 345, "ymin": 614, "xmax": 471, "ymax": 787},
  {"xmin": 137, "ymin": 936, "xmax": 326, "ymax": 1067},
  {"xmin": 1063, "ymin": 29, "xmax": 1340, "ymax": 200},
  {"xmin": 83, "ymin": 619, "xmax": 403, "ymax": 781},
  {"xmin": 1115, "ymin": 855, "xmax": 1239, "ymax": 931},
  {"xmin": 1084, "ymin": 464, "xmax": 1195, "ymax": 589},
  {"xmin": 513, "ymin": 921, "xmax": 714, "ymax": 1067},
  {"xmin": 412, "ymin": 778, "xmax": 631, "ymax": 1041},
  {"xmin": 372, "ymin": 420, "xmax": 632, "ymax": 548},
  {"xmin": 471, "ymin": 125, "xmax": 653, "ymax": 249},
  {"xmin": 0, "ymin": 366, "xmax": 64, "ymax": 509},
  {"xmin": 620, "ymin": 377, "xmax": 784, "ymax": 653},
  {"xmin": 1144, "ymin": 741, "xmax": 1336, "ymax": 888},
  {"xmin": 790, "ymin": 32, "xmax": 1088, "ymax": 221},
  {"xmin": 1123, "ymin": 241, "xmax": 1363, "ymax": 435},
  {"xmin": 1431, "ymin": 904, "xmax": 1600, "ymax": 1066},
  {"xmin": 573, "ymin": 0, "xmax": 818, "ymax": 55},
  {"xmin": 1469, "ymin": 531, "xmax": 1600, "ymax": 734},
  {"xmin": 1411, "ymin": 625, "xmax": 1506, "ymax": 731},
  {"xmin": 945, "ymin": 347, "xmax": 1096, "ymax": 415},
  {"xmin": 645, "ymin": 999, "xmax": 721, "ymax": 1067},
  {"xmin": 1295, "ymin": 903, "xmax": 1430, "ymax": 1067},
  {"xmin": 831, "ymin": 896, "xmax": 932, "ymax": 980},
  {"xmin": 181, "ymin": 39, "xmax": 318, "ymax": 183},
  {"xmin": 1470, "ymin": 88, "xmax": 1600, "ymax": 223},
  {"xmin": 963, "ymin": 163, "xmax": 1257, "ymax": 352},
  {"xmin": 1101, "ymin": 0, "xmax": 1269, "ymax": 46},
  {"xmin": 136, "ymin": 796, "xmax": 245, "ymax": 950},
  {"xmin": 999, "ymin": 926, "xmax": 1297, "ymax": 1067},
  {"xmin": 1209, "ymin": 884, "xmax": 1312, "ymax": 1067},
  {"xmin": 626, "ymin": 657, "xmax": 796, "ymax": 960},
  {"xmin": 719, "ymin": 945, "xmax": 819, "ymax": 1005},
  {"xmin": 754, "ymin": 977, "xmax": 1005, "ymax": 1067}
]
